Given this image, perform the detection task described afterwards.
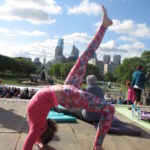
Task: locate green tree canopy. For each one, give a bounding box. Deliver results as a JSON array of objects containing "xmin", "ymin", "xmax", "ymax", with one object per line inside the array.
[
  {"xmin": 48, "ymin": 62, "xmax": 101, "ymax": 80},
  {"xmin": 15, "ymin": 58, "xmax": 37, "ymax": 74},
  {"xmin": 104, "ymin": 72, "xmax": 115, "ymax": 82},
  {"xmin": 60, "ymin": 62, "xmax": 74, "ymax": 79},
  {"xmin": 85, "ymin": 64, "xmax": 100, "ymax": 79},
  {"xmin": 113, "ymin": 57, "xmax": 142, "ymax": 84},
  {"xmin": 48, "ymin": 63, "xmax": 62, "ymax": 79},
  {"xmin": 140, "ymin": 50, "xmax": 150, "ymax": 71},
  {"xmin": 0, "ymin": 55, "xmax": 38, "ymax": 76}
]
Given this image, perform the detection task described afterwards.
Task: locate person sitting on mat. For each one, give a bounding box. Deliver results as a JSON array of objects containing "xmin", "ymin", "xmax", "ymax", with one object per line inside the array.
[
  {"xmin": 82, "ymin": 75, "xmax": 104, "ymax": 122},
  {"xmin": 22, "ymin": 5, "xmax": 114, "ymax": 150},
  {"xmin": 54, "ymin": 74, "xmax": 104, "ymax": 123}
]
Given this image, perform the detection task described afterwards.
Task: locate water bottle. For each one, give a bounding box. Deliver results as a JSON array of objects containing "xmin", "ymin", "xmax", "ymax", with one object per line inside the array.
[
  {"xmin": 132, "ymin": 104, "xmax": 135, "ymax": 118},
  {"xmin": 137, "ymin": 106, "xmax": 141, "ymax": 120}
]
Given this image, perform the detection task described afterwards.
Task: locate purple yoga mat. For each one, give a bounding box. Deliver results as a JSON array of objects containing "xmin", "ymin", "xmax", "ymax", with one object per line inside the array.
[
  {"xmin": 54, "ymin": 107, "xmax": 141, "ymax": 136},
  {"xmin": 94, "ymin": 116, "xmax": 141, "ymax": 136},
  {"xmin": 141, "ymin": 111, "xmax": 150, "ymax": 121}
]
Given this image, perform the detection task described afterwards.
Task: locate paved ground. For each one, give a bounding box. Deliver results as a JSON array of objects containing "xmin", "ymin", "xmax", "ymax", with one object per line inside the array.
[{"xmin": 0, "ymin": 99, "xmax": 150, "ymax": 150}]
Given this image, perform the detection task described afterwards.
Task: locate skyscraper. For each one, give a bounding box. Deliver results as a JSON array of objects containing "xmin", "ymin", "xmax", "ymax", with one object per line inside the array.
[
  {"xmin": 113, "ymin": 55, "xmax": 121, "ymax": 64},
  {"xmin": 55, "ymin": 38, "xmax": 64, "ymax": 57},
  {"xmin": 71, "ymin": 45, "xmax": 79, "ymax": 57},
  {"xmin": 57, "ymin": 38, "xmax": 64, "ymax": 50},
  {"xmin": 68, "ymin": 45, "xmax": 79, "ymax": 62},
  {"xmin": 103, "ymin": 55, "xmax": 110, "ymax": 64}
]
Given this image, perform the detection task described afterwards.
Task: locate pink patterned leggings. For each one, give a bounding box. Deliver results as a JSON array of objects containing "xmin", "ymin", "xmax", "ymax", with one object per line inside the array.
[{"xmin": 59, "ymin": 25, "xmax": 115, "ymax": 147}]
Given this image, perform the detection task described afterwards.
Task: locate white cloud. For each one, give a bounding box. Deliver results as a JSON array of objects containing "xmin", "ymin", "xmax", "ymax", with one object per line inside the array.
[
  {"xmin": 130, "ymin": 23, "xmax": 150, "ymax": 39},
  {"xmin": 93, "ymin": 21, "xmax": 145, "ymax": 58},
  {"xmin": 109, "ymin": 19, "xmax": 150, "ymax": 39},
  {"xmin": 0, "ymin": 31, "xmax": 92, "ymax": 62},
  {"xmin": 0, "ymin": 0, "xmax": 62, "ymax": 24},
  {"xmin": 110, "ymin": 19, "xmax": 134, "ymax": 33},
  {"xmin": 95, "ymin": 19, "xmax": 150, "ymax": 40},
  {"xmin": 0, "ymin": 27, "xmax": 11, "ymax": 33},
  {"xmin": 119, "ymin": 41, "xmax": 145, "ymax": 52},
  {"xmin": 52, "ymin": 30, "xmax": 146, "ymax": 61},
  {"xmin": 97, "ymin": 39, "xmax": 145, "ymax": 60},
  {"xmin": 99, "ymin": 40, "xmax": 127, "ymax": 54},
  {"xmin": 0, "ymin": 30, "xmax": 146, "ymax": 63},
  {"xmin": 4, "ymin": 33, "xmax": 16, "ymax": 37},
  {"xmin": 16, "ymin": 30, "xmax": 47, "ymax": 36},
  {"xmin": 118, "ymin": 36, "xmax": 138, "ymax": 42},
  {"xmin": 67, "ymin": 0, "xmax": 101, "ymax": 16},
  {"xmin": 0, "ymin": 26, "xmax": 47, "ymax": 37},
  {"xmin": 0, "ymin": 38, "xmax": 58, "ymax": 61},
  {"xmin": 63, "ymin": 32, "xmax": 91, "ymax": 44},
  {"xmin": 0, "ymin": 27, "xmax": 16, "ymax": 37}
]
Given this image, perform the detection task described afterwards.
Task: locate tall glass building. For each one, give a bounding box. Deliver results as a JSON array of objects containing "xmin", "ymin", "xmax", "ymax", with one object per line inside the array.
[
  {"xmin": 55, "ymin": 38, "xmax": 64, "ymax": 57},
  {"xmin": 57, "ymin": 38, "xmax": 64, "ymax": 50}
]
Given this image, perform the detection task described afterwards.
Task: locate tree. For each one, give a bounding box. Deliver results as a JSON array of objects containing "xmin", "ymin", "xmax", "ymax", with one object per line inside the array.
[
  {"xmin": 140, "ymin": 50, "xmax": 150, "ymax": 71},
  {"xmin": 48, "ymin": 63, "xmax": 62, "ymax": 79},
  {"xmin": 104, "ymin": 72, "xmax": 115, "ymax": 82},
  {"xmin": 113, "ymin": 57, "xmax": 142, "ymax": 84},
  {"xmin": 48, "ymin": 62, "xmax": 101, "ymax": 80},
  {"xmin": 60, "ymin": 62, "xmax": 74, "ymax": 79},
  {"xmin": 85, "ymin": 64, "xmax": 100, "ymax": 80},
  {"xmin": 14, "ymin": 58, "xmax": 38, "ymax": 75},
  {"xmin": 0, "ymin": 54, "xmax": 38, "ymax": 76}
]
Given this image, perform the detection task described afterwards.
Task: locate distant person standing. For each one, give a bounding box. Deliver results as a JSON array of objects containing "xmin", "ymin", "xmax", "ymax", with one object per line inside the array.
[
  {"xmin": 126, "ymin": 80, "xmax": 135, "ymax": 105},
  {"xmin": 131, "ymin": 64, "xmax": 147, "ymax": 105}
]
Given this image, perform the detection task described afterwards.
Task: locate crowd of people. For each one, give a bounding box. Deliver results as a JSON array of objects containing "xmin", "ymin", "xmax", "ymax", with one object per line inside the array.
[
  {"xmin": 0, "ymin": 86, "xmax": 37, "ymax": 99},
  {"xmin": 0, "ymin": 75, "xmax": 149, "ymax": 106}
]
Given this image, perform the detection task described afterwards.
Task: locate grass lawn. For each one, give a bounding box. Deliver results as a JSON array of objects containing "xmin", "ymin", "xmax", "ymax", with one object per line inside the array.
[{"xmin": 0, "ymin": 77, "xmax": 29, "ymax": 85}]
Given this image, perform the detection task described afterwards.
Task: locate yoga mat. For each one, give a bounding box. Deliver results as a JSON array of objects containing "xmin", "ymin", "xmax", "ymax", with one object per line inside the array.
[
  {"xmin": 47, "ymin": 105, "xmax": 77, "ymax": 123},
  {"xmin": 96, "ymin": 117, "xmax": 141, "ymax": 136},
  {"xmin": 141, "ymin": 111, "xmax": 150, "ymax": 122},
  {"xmin": 116, "ymin": 106, "xmax": 150, "ymax": 130},
  {"xmin": 54, "ymin": 107, "xmax": 141, "ymax": 136}
]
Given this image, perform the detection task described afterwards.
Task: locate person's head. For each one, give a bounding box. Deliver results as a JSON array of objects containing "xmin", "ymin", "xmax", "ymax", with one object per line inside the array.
[
  {"xmin": 40, "ymin": 119, "xmax": 58, "ymax": 145},
  {"xmin": 136, "ymin": 64, "xmax": 143, "ymax": 71},
  {"xmin": 86, "ymin": 75, "xmax": 97, "ymax": 85},
  {"xmin": 126, "ymin": 80, "xmax": 131, "ymax": 88}
]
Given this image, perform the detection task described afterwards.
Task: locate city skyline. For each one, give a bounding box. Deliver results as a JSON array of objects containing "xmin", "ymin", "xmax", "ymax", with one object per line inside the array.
[
  {"xmin": 33, "ymin": 39, "xmax": 121, "ymax": 66},
  {"xmin": 0, "ymin": 0, "xmax": 150, "ymax": 63}
]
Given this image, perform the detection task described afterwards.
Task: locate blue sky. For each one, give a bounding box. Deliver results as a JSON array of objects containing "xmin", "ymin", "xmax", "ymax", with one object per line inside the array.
[{"xmin": 0, "ymin": 0, "xmax": 150, "ymax": 63}]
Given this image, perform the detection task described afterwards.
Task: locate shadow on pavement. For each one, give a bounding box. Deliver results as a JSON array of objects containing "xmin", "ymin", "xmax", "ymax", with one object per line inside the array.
[{"xmin": 0, "ymin": 107, "xmax": 28, "ymax": 133}]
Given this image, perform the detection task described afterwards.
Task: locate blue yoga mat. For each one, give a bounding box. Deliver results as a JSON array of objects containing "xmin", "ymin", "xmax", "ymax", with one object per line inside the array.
[{"xmin": 47, "ymin": 105, "xmax": 77, "ymax": 123}]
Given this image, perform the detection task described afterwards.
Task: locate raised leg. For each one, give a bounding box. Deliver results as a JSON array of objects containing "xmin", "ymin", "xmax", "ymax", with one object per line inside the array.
[{"xmin": 64, "ymin": 5, "xmax": 112, "ymax": 89}]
